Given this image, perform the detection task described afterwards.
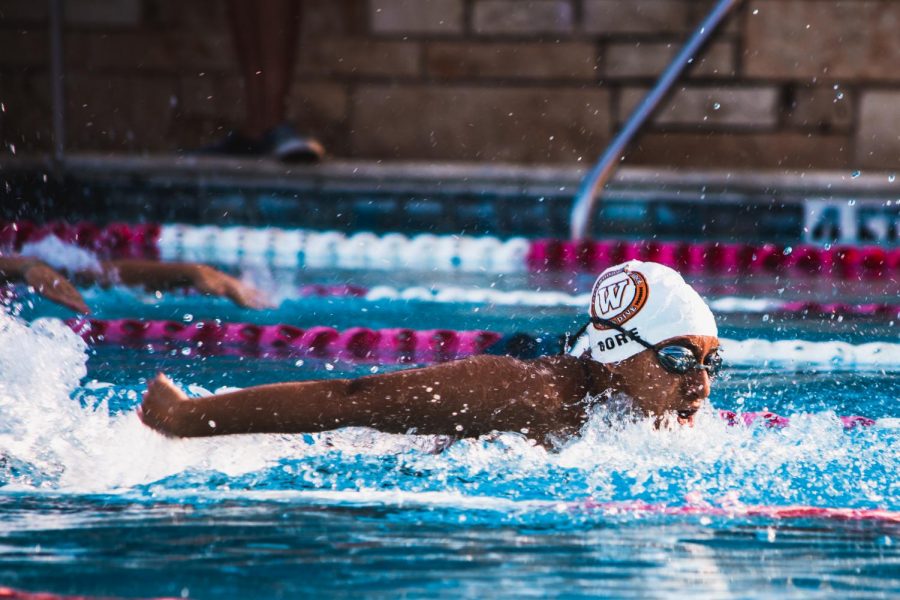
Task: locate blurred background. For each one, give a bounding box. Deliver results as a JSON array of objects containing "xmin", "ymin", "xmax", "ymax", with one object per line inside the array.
[{"xmin": 1, "ymin": 0, "xmax": 898, "ymax": 169}]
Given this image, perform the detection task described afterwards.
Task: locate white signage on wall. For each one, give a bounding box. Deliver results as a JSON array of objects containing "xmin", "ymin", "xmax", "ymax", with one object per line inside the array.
[{"xmin": 804, "ymin": 199, "xmax": 898, "ymax": 244}]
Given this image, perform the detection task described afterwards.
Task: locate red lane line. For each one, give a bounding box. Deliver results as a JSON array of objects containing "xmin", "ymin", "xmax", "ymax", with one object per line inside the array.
[
  {"xmin": 0, "ymin": 588, "xmax": 178, "ymax": 600},
  {"xmin": 580, "ymin": 501, "xmax": 900, "ymax": 523}
]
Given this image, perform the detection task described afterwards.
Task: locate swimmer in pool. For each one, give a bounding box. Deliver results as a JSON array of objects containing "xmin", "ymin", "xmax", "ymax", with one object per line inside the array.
[
  {"xmin": 0, "ymin": 255, "xmax": 266, "ymax": 312},
  {"xmin": 139, "ymin": 261, "xmax": 721, "ymax": 442}
]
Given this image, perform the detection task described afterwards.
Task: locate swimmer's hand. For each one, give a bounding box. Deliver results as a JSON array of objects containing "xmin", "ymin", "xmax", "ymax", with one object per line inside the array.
[
  {"xmin": 22, "ymin": 260, "xmax": 91, "ymax": 313},
  {"xmin": 188, "ymin": 264, "xmax": 270, "ymax": 309},
  {"xmin": 138, "ymin": 373, "xmax": 190, "ymax": 437},
  {"xmin": 107, "ymin": 260, "xmax": 271, "ymax": 309}
]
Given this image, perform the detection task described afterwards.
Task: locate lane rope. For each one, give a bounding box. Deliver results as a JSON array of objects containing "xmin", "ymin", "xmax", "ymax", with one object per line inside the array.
[
  {"xmin": 65, "ymin": 318, "xmax": 900, "ymax": 369},
  {"xmin": 65, "ymin": 318, "xmax": 502, "ymax": 362},
  {"xmin": 3, "ymin": 222, "xmax": 898, "ymax": 278},
  {"xmin": 360, "ymin": 285, "xmax": 899, "ymax": 318}
]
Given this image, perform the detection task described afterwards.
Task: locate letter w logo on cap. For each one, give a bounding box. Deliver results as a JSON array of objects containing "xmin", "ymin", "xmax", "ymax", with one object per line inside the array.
[{"xmin": 595, "ymin": 280, "xmax": 629, "ymax": 314}]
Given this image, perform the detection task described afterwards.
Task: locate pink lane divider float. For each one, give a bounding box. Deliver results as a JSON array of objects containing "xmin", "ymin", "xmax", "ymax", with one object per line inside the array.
[
  {"xmin": 0, "ymin": 589, "xmax": 179, "ymax": 600},
  {"xmin": 65, "ymin": 318, "xmax": 502, "ymax": 362},
  {"xmin": 4, "ymin": 220, "xmax": 899, "ymax": 279},
  {"xmin": 527, "ymin": 239, "xmax": 900, "ymax": 278},
  {"xmin": 718, "ymin": 410, "xmax": 875, "ymax": 430},
  {"xmin": 1, "ymin": 221, "xmax": 161, "ymax": 259},
  {"xmin": 297, "ymin": 284, "xmax": 368, "ymax": 297},
  {"xmin": 579, "ymin": 500, "xmax": 900, "ymax": 523}
]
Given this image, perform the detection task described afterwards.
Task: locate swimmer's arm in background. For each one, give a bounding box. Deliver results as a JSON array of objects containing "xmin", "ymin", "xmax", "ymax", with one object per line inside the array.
[
  {"xmin": 87, "ymin": 260, "xmax": 268, "ymax": 309},
  {"xmin": 0, "ymin": 256, "xmax": 90, "ymax": 313},
  {"xmin": 138, "ymin": 355, "xmax": 573, "ymax": 439}
]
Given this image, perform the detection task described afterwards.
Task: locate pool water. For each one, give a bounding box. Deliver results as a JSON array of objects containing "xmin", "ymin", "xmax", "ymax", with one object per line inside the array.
[{"xmin": 1, "ymin": 267, "xmax": 898, "ymax": 598}]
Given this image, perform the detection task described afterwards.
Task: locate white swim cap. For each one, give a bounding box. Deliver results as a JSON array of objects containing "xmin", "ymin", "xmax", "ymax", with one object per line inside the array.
[{"xmin": 584, "ymin": 260, "xmax": 718, "ymax": 364}]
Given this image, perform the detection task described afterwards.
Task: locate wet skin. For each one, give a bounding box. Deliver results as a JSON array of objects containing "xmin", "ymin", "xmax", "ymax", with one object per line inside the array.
[{"xmin": 139, "ymin": 334, "xmax": 721, "ymax": 442}]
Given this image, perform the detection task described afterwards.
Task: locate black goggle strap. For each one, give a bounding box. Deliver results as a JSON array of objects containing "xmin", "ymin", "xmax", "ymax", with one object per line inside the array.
[
  {"xmin": 563, "ymin": 316, "xmax": 656, "ymax": 355},
  {"xmin": 566, "ymin": 317, "xmax": 719, "ymax": 374}
]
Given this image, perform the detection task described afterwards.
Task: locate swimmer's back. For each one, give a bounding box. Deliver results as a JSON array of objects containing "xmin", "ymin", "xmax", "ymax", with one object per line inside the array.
[{"xmin": 344, "ymin": 354, "xmax": 594, "ymax": 438}]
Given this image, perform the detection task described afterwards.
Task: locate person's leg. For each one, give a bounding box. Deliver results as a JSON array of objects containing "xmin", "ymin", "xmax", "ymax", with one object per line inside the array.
[
  {"xmin": 256, "ymin": 0, "xmax": 301, "ymax": 132},
  {"xmin": 227, "ymin": 0, "xmax": 266, "ymax": 138},
  {"xmin": 254, "ymin": 0, "xmax": 325, "ymax": 161},
  {"xmin": 202, "ymin": 0, "xmax": 322, "ymax": 160}
]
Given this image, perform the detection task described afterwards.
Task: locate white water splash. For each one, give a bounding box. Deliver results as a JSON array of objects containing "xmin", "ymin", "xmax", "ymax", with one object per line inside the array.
[
  {"xmin": 0, "ymin": 307, "xmax": 895, "ymax": 509},
  {"xmin": 19, "ymin": 234, "xmax": 103, "ymax": 275}
]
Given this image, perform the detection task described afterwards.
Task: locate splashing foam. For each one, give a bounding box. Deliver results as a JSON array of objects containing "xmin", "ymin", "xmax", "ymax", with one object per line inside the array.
[
  {"xmin": 19, "ymin": 234, "xmax": 103, "ymax": 275},
  {"xmin": 0, "ymin": 307, "xmax": 896, "ymax": 511},
  {"xmin": 0, "ymin": 308, "xmax": 312, "ymax": 491}
]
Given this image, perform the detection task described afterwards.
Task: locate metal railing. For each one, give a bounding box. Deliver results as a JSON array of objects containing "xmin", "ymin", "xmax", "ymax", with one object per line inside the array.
[{"xmin": 569, "ymin": 0, "xmax": 744, "ymax": 240}]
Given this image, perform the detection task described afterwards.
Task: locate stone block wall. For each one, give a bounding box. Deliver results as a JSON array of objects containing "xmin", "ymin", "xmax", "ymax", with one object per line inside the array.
[{"xmin": 1, "ymin": 0, "xmax": 899, "ymax": 170}]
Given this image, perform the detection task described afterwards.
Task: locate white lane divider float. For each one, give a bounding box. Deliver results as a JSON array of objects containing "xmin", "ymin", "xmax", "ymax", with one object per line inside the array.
[
  {"xmin": 362, "ymin": 286, "xmax": 897, "ymax": 317},
  {"xmin": 720, "ymin": 339, "xmax": 900, "ymax": 369},
  {"xmin": 160, "ymin": 225, "xmax": 530, "ymax": 272}
]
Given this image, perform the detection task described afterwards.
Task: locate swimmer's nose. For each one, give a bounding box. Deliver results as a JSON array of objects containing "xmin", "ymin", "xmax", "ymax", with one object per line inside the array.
[{"xmin": 682, "ymin": 369, "xmax": 711, "ymax": 402}]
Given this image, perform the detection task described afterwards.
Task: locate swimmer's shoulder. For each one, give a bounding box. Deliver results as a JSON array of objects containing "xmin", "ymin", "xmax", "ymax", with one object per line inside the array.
[{"xmin": 459, "ymin": 353, "xmax": 592, "ymax": 379}]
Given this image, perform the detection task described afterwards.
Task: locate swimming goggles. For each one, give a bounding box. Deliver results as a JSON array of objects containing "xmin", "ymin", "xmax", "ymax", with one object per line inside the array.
[{"xmin": 567, "ymin": 316, "xmax": 723, "ymax": 376}]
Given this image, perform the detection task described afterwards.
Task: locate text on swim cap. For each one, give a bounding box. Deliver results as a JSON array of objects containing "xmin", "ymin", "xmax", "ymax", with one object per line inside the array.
[{"xmin": 594, "ymin": 328, "xmax": 640, "ymax": 352}]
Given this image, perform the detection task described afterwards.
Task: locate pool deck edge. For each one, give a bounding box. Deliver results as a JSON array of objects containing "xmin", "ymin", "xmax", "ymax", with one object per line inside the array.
[{"xmin": 2, "ymin": 153, "xmax": 898, "ymax": 202}]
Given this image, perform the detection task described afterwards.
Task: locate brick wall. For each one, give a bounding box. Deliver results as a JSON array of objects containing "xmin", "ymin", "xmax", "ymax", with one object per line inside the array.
[{"xmin": 1, "ymin": 0, "xmax": 899, "ymax": 170}]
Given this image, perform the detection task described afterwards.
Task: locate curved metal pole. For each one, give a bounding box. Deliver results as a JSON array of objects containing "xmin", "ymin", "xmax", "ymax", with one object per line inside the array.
[{"xmin": 570, "ymin": 0, "xmax": 743, "ymax": 240}]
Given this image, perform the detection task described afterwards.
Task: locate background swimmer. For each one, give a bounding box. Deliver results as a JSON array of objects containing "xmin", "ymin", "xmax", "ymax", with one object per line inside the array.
[
  {"xmin": 0, "ymin": 255, "xmax": 266, "ymax": 312},
  {"xmin": 139, "ymin": 261, "xmax": 722, "ymax": 444}
]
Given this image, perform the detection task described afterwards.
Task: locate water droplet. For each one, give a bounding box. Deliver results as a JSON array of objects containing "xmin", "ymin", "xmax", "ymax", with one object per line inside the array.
[
  {"xmin": 294, "ymin": 359, "xmax": 304, "ymax": 367},
  {"xmin": 889, "ymin": 174, "xmax": 896, "ymax": 183},
  {"xmin": 851, "ymin": 170, "xmax": 861, "ymax": 178},
  {"xmin": 325, "ymin": 363, "xmax": 334, "ymax": 371},
  {"xmin": 848, "ymin": 199, "xmax": 856, "ymax": 206},
  {"xmin": 712, "ymin": 102, "xmax": 721, "ymax": 111},
  {"xmin": 183, "ymin": 314, "xmax": 194, "ymax": 323},
  {"xmin": 783, "ymin": 246, "xmax": 793, "ymax": 256}
]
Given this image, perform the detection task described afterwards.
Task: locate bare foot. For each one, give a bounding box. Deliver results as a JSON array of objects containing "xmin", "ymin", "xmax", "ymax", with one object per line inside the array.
[{"xmin": 139, "ymin": 373, "xmax": 189, "ymax": 436}]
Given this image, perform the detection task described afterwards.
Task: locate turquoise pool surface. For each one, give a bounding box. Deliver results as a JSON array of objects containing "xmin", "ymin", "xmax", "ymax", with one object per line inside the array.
[{"xmin": 1, "ymin": 267, "xmax": 898, "ymax": 598}]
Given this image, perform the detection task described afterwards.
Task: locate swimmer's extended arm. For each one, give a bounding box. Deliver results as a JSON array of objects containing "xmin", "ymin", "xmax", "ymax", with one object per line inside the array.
[
  {"xmin": 0, "ymin": 256, "xmax": 90, "ymax": 313},
  {"xmin": 1, "ymin": 254, "xmax": 265, "ymax": 310},
  {"xmin": 139, "ymin": 355, "xmax": 590, "ymax": 440},
  {"xmin": 92, "ymin": 260, "xmax": 268, "ymax": 309}
]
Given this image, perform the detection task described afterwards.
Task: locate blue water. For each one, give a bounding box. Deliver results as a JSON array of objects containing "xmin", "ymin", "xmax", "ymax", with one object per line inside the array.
[{"xmin": 1, "ymin": 269, "xmax": 898, "ymax": 598}]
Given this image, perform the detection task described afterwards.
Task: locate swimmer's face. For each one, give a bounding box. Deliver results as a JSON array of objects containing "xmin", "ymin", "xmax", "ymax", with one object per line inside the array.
[{"xmin": 607, "ymin": 335, "xmax": 719, "ymax": 426}]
